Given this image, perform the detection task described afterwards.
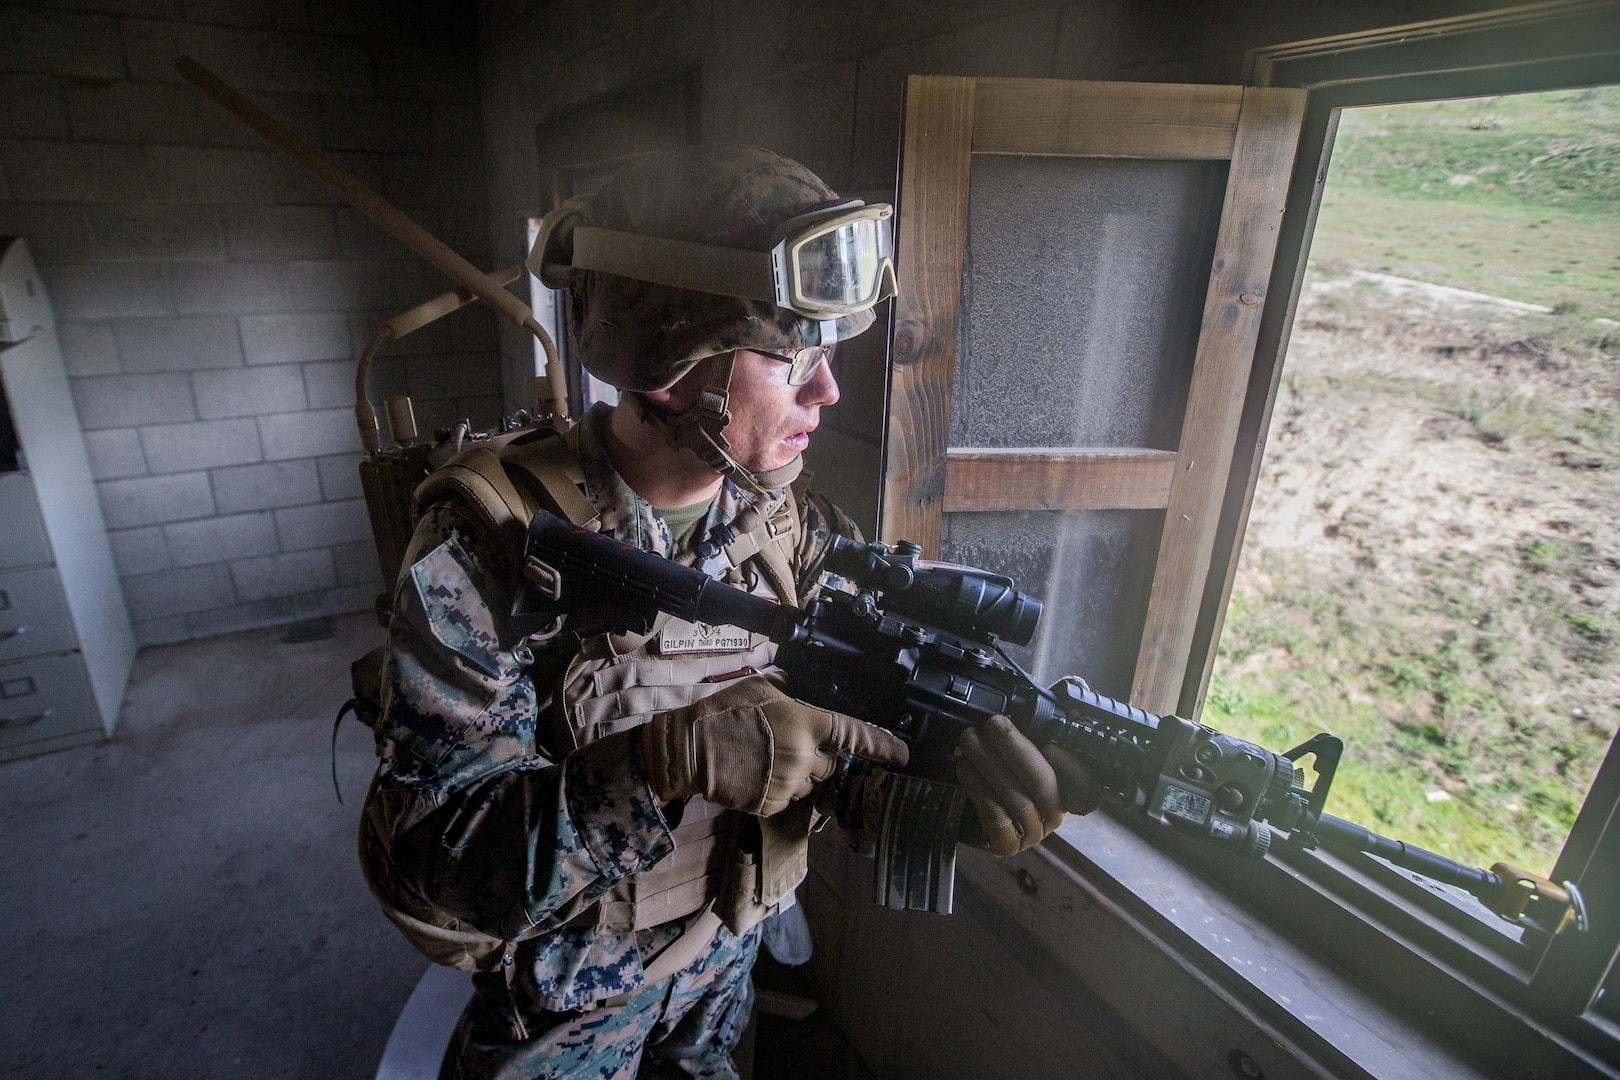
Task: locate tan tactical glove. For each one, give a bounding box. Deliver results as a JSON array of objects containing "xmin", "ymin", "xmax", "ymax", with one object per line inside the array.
[
  {"xmin": 642, "ymin": 676, "xmax": 910, "ymax": 817},
  {"xmin": 957, "ymin": 715, "xmax": 1103, "ymax": 857}
]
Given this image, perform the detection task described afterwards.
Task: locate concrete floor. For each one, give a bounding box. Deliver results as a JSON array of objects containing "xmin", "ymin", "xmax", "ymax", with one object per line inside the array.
[{"xmin": 0, "ymin": 612, "xmax": 424, "ymax": 1080}]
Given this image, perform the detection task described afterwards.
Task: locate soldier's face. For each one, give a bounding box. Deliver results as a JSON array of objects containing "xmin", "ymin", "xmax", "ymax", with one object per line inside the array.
[{"xmin": 722, "ymin": 349, "xmax": 841, "ymax": 473}]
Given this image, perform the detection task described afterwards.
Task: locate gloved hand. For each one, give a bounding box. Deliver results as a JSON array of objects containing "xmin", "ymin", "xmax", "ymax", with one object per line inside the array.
[
  {"xmin": 956, "ymin": 715, "xmax": 1102, "ymax": 857},
  {"xmin": 641, "ymin": 676, "xmax": 910, "ymax": 817}
]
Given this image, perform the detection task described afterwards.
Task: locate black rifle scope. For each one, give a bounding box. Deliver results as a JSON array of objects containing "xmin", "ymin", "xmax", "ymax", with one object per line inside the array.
[{"xmin": 822, "ymin": 535, "xmax": 1044, "ymax": 648}]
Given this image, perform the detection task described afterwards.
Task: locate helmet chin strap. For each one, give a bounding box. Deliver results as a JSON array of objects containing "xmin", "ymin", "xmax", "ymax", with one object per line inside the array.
[{"xmin": 626, "ymin": 351, "xmax": 803, "ymax": 497}]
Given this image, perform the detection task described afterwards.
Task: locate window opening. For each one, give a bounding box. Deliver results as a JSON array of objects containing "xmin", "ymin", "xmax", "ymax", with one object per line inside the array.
[
  {"xmin": 526, "ymin": 217, "xmax": 617, "ymax": 411},
  {"xmin": 1205, "ymin": 87, "xmax": 1620, "ymax": 880}
]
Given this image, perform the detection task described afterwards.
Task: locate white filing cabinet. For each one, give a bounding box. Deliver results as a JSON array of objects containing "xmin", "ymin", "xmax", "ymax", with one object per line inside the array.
[{"xmin": 0, "ymin": 238, "xmax": 135, "ymax": 760}]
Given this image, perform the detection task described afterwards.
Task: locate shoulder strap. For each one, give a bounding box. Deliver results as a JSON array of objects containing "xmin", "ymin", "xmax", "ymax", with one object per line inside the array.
[
  {"xmin": 412, "ymin": 428, "xmax": 600, "ymax": 567},
  {"xmin": 412, "ymin": 445, "xmax": 534, "ymax": 561},
  {"xmin": 500, "ymin": 427, "xmax": 600, "ymax": 528},
  {"xmin": 719, "ymin": 486, "xmax": 802, "ymax": 606}
]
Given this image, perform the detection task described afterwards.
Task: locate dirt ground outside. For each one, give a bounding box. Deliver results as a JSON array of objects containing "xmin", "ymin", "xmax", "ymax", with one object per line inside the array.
[{"xmin": 1205, "ymin": 274, "xmax": 1619, "ymax": 876}]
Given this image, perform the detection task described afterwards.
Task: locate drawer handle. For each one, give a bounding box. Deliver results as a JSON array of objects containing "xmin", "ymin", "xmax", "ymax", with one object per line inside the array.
[
  {"xmin": 0, "ymin": 707, "xmax": 52, "ymax": 728},
  {"xmin": 0, "ymin": 625, "xmax": 26, "ymax": 643}
]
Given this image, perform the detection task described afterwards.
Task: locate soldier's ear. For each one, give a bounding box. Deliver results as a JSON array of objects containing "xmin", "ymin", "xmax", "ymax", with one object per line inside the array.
[{"xmin": 652, "ymin": 355, "xmax": 716, "ymax": 411}]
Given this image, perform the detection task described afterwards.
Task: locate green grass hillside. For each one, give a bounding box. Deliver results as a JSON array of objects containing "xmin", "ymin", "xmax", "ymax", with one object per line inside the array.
[
  {"xmin": 1314, "ymin": 87, "xmax": 1620, "ymax": 318},
  {"xmin": 1204, "ymin": 87, "xmax": 1620, "ymax": 879}
]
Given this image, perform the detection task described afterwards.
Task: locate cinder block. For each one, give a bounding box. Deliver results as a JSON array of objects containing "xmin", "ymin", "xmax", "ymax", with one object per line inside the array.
[
  {"xmin": 382, "ymin": 152, "xmax": 487, "ymax": 209},
  {"xmin": 223, "ymin": 206, "xmax": 340, "ymax": 260},
  {"xmin": 274, "ymin": 497, "xmax": 370, "ymax": 550},
  {"xmin": 170, "ymin": 261, "xmax": 293, "ymax": 315},
  {"xmin": 268, "ymin": 149, "xmax": 381, "ymax": 205},
  {"xmin": 257, "ymin": 34, "xmax": 373, "ymax": 95},
  {"xmin": 140, "ymin": 417, "xmax": 262, "ymax": 474},
  {"xmin": 72, "ymin": 372, "xmax": 195, "ymax": 430},
  {"xmin": 183, "ymin": 581, "xmax": 373, "ymax": 638},
  {"xmin": 211, "ymin": 459, "xmax": 321, "ymax": 514},
  {"xmin": 82, "ymin": 428, "xmax": 146, "ymax": 480},
  {"xmin": 133, "ymin": 615, "xmax": 189, "ymax": 647},
  {"xmin": 332, "ymin": 538, "xmax": 383, "ymax": 587},
  {"xmin": 64, "ymin": 79, "xmax": 259, "ymax": 147},
  {"xmin": 449, "ymin": 308, "xmax": 500, "ymax": 353},
  {"xmin": 311, "ymin": 0, "xmax": 470, "ymax": 46},
  {"xmin": 98, "ymin": 471, "xmax": 215, "ymax": 528},
  {"xmin": 108, "ymin": 526, "xmax": 169, "ymax": 576},
  {"xmin": 457, "ymin": 395, "xmax": 504, "ymax": 431},
  {"xmin": 121, "ymin": 18, "xmax": 265, "ymax": 87},
  {"xmin": 317, "ymin": 453, "xmax": 363, "ymax": 501},
  {"xmin": 407, "ymin": 351, "xmax": 494, "ymax": 400},
  {"xmin": 0, "ymin": 74, "xmax": 69, "ymax": 139},
  {"xmin": 57, "ymin": 322, "xmax": 120, "ymax": 377},
  {"xmin": 374, "ymin": 44, "xmax": 481, "ymax": 101},
  {"xmin": 88, "ymin": 204, "xmax": 224, "ymax": 261},
  {"xmin": 122, "ymin": 563, "xmax": 235, "ymax": 621},
  {"xmin": 44, "ymin": 263, "xmax": 170, "ymax": 320},
  {"xmin": 230, "ymin": 549, "xmax": 335, "ymax": 602},
  {"xmin": 731, "ymin": 62, "xmax": 859, "ymax": 192},
  {"xmin": 239, "ymin": 312, "xmax": 351, "ymax": 365},
  {"xmin": 430, "ymin": 103, "xmax": 484, "ymax": 155},
  {"xmin": 0, "ymin": 139, "xmax": 149, "ymax": 203},
  {"xmin": 0, "ymin": 202, "xmax": 94, "ymax": 265},
  {"xmin": 436, "ymin": 205, "xmax": 492, "ymax": 264},
  {"xmin": 143, "ymin": 145, "xmax": 279, "ymax": 204},
  {"xmin": 388, "ymin": 309, "xmax": 451, "ymax": 356},
  {"xmin": 258, "ymin": 407, "xmax": 361, "ymax": 460},
  {"xmin": 319, "ymin": 96, "xmax": 434, "ymax": 154},
  {"xmin": 287, "ymin": 260, "xmax": 398, "ymax": 311},
  {"xmin": 334, "ymin": 204, "xmax": 437, "ymax": 260},
  {"xmin": 301, "ymin": 358, "xmax": 353, "ymax": 409},
  {"xmin": 113, "ymin": 315, "xmax": 243, "ymax": 373},
  {"xmin": 0, "ymin": 8, "xmax": 125, "ymax": 80},
  {"xmin": 171, "ymin": 0, "xmax": 309, "ymax": 32},
  {"xmin": 192, "ymin": 364, "xmax": 306, "ymax": 419},
  {"xmin": 164, "ymin": 511, "xmax": 278, "ymax": 568}
]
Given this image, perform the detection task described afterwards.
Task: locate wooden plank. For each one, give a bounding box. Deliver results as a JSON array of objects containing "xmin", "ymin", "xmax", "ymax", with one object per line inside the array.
[
  {"xmin": 1181, "ymin": 102, "xmax": 1339, "ymax": 721},
  {"xmin": 879, "ymin": 75, "xmax": 976, "ymax": 556},
  {"xmin": 944, "ymin": 448, "xmax": 1177, "ymax": 512},
  {"xmin": 1131, "ymin": 86, "xmax": 1308, "ymax": 714},
  {"xmin": 973, "ymin": 78, "xmax": 1242, "ymax": 160}
]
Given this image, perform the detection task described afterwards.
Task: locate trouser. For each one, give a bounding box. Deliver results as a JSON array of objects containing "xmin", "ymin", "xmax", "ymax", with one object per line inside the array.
[{"xmin": 442, "ymin": 923, "xmax": 760, "ymax": 1080}]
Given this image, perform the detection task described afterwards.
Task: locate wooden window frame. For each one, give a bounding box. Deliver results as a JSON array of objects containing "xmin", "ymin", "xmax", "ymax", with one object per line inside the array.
[
  {"xmin": 881, "ymin": 75, "xmax": 1306, "ymax": 716},
  {"xmin": 879, "ymin": 3, "xmax": 1620, "ymax": 1073}
]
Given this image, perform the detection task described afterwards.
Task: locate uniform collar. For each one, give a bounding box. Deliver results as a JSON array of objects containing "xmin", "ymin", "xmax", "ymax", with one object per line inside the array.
[{"xmin": 574, "ymin": 402, "xmax": 786, "ymax": 557}]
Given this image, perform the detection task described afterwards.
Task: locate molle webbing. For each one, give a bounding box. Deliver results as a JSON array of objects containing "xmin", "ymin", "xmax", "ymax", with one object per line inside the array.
[{"xmin": 595, "ymin": 797, "xmax": 734, "ymax": 934}]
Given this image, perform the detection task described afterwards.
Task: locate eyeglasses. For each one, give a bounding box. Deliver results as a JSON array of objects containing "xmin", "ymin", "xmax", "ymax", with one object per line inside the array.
[{"xmin": 750, "ymin": 345, "xmax": 833, "ymax": 386}]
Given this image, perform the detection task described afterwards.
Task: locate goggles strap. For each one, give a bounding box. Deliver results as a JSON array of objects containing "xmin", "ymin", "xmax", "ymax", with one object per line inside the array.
[{"xmin": 629, "ymin": 353, "xmax": 802, "ymax": 498}]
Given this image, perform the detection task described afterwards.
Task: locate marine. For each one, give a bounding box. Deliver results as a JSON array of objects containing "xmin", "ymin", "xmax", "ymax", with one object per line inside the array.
[{"xmin": 358, "ymin": 144, "xmax": 1095, "ymax": 1078}]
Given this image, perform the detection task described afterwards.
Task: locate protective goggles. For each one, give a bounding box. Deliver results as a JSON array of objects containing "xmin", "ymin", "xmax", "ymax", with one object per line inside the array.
[{"xmin": 548, "ymin": 200, "xmax": 897, "ymax": 322}]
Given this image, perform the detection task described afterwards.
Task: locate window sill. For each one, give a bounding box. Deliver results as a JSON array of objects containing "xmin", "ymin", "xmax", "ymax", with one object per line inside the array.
[{"xmin": 949, "ymin": 808, "xmax": 1616, "ymax": 1079}]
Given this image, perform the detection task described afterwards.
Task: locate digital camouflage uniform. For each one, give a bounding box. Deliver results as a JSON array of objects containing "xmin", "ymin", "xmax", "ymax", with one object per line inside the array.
[{"xmin": 361, "ymin": 402, "xmax": 860, "ymax": 1080}]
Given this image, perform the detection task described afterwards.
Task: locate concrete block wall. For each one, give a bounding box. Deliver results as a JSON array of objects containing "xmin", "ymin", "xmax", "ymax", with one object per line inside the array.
[{"xmin": 0, "ymin": 0, "xmax": 501, "ymax": 645}]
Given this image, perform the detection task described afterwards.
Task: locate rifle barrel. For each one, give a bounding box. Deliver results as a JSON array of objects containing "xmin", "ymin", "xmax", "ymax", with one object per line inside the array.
[{"xmin": 1312, "ymin": 813, "xmax": 1501, "ymax": 896}]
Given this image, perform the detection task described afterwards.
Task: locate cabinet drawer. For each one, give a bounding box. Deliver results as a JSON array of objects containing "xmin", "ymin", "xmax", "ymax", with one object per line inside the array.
[
  {"xmin": 0, "ymin": 565, "xmax": 78, "ymax": 662},
  {"xmin": 0, "ymin": 651, "xmax": 103, "ymax": 761},
  {"xmin": 0, "ymin": 472, "xmax": 53, "ymax": 569}
]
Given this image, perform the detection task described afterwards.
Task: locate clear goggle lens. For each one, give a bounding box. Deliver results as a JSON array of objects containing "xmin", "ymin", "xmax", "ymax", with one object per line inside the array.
[{"xmin": 793, "ymin": 217, "xmax": 893, "ymax": 310}]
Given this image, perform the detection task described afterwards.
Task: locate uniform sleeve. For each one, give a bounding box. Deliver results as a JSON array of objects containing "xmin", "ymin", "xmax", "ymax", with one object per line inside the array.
[{"xmin": 365, "ymin": 502, "xmax": 676, "ymax": 942}]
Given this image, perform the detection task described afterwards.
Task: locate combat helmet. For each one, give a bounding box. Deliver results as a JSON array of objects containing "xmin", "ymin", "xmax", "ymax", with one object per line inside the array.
[{"xmin": 529, "ymin": 145, "xmax": 896, "ymax": 493}]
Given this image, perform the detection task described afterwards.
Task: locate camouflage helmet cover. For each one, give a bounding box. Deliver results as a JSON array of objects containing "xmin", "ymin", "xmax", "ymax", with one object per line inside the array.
[{"xmin": 561, "ymin": 145, "xmax": 877, "ymax": 392}]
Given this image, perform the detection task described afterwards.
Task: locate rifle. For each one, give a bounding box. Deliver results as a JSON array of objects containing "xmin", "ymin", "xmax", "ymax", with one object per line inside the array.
[{"xmin": 517, "ymin": 509, "xmax": 1587, "ymax": 934}]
